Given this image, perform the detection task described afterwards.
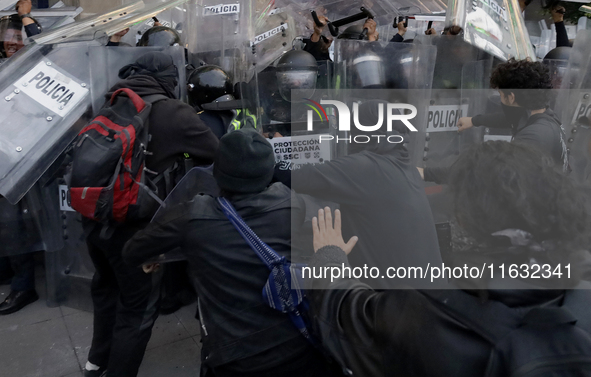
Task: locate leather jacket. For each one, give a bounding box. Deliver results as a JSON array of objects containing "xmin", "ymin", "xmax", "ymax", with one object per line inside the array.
[{"xmin": 122, "ymin": 183, "xmax": 314, "ymax": 370}]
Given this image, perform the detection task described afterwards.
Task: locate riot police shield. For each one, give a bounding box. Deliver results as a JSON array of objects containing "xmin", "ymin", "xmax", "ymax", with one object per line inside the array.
[
  {"xmin": 184, "ymin": 0, "xmax": 259, "ymax": 129},
  {"xmin": 413, "ymin": 35, "xmax": 493, "ymax": 169},
  {"xmin": 332, "ymin": 38, "xmax": 437, "ymax": 163},
  {"xmin": 0, "ymin": 0, "xmax": 192, "ymax": 205},
  {"xmin": 446, "ymin": 0, "xmax": 535, "ymax": 61},
  {"xmin": 89, "ymin": 45, "xmax": 186, "ymax": 113},
  {"xmin": 558, "ymin": 30, "xmax": 591, "ymax": 184},
  {"xmin": 0, "ymin": 42, "xmax": 94, "ymax": 205},
  {"xmin": 185, "ymin": 0, "xmax": 253, "ymax": 82},
  {"xmin": 259, "ymin": 50, "xmax": 335, "ymax": 170},
  {"xmin": 252, "ymin": 10, "xmax": 297, "ymax": 75}
]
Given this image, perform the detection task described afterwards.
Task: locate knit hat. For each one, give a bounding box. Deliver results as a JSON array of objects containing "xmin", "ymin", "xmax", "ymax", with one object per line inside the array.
[{"xmin": 213, "ymin": 129, "xmax": 275, "ymax": 193}]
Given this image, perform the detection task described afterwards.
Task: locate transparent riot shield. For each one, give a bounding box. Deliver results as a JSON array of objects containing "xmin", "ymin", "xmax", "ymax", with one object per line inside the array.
[
  {"xmin": 332, "ymin": 38, "xmax": 437, "ymax": 164},
  {"xmin": 0, "ymin": 42, "xmax": 94, "ymax": 204},
  {"xmin": 0, "ymin": 0, "xmax": 193, "ymax": 205},
  {"xmin": 89, "ymin": 45, "xmax": 186, "ymax": 113},
  {"xmin": 185, "ymin": 0, "xmax": 253, "ymax": 82},
  {"xmin": 252, "ymin": 11, "xmax": 297, "ymax": 75},
  {"xmin": 558, "ymin": 30, "xmax": 591, "ymax": 184},
  {"xmin": 184, "ymin": 0, "xmax": 259, "ymax": 128},
  {"xmin": 446, "ymin": 0, "xmax": 535, "ymax": 61}
]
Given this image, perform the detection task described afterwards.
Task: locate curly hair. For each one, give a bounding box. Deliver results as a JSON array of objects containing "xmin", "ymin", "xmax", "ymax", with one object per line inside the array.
[
  {"xmin": 490, "ymin": 58, "xmax": 553, "ymax": 110},
  {"xmin": 448, "ymin": 141, "xmax": 591, "ymax": 255}
]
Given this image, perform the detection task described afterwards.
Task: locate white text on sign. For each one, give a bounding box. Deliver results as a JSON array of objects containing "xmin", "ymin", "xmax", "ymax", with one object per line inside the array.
[{"xmin": 268, "ymin": 134, "xmax": 331, "ymax": 166}]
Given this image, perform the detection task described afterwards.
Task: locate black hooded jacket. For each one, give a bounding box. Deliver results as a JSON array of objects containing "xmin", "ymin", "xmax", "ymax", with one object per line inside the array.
[
  {"xmin": 284, "ymin": 145, "xmax": 442, "ymax": 289},
  {"xmin": 122, "ymin": 183, "xmax": 322, "ymax": 372},
  {"xmin": 308, "ymin": 244, "xmax": 584, "ymax": 377},
  {"xmin": 106, "ymin": 75, "xmax": 219, "ymax": 174},
  {"xmin": 425, "ymin": 109, "xmax": 568, "ymax": 184}
]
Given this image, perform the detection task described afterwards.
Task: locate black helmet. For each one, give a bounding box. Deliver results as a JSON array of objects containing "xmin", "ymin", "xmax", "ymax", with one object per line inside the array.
[
  {"xmin": 275, "ymin": 49, "xmax": 318, "ymax": 102},
  {"xmin": 337, "ymin": 24, "xmax": 368, "ymax": 40},
  {"xmin": 187, "ymin": 65, "xmax": 233, "ymax": 107},
  {"xmin": 544, "ymin": 46, "xmax": 571, "ymax": 61},
  {"xmin": 138, "ymin": 26, "xmax": 181, "ymax": 47}
]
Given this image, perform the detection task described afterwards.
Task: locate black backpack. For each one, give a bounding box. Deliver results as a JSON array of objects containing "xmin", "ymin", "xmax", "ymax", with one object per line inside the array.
[
  {"xmin": 69, "ymin": 89, "xmax": 170, "ymax": 227},
  {"xmin": 423, "ymin": 286, "xmax": 591, "ymax": 377}
]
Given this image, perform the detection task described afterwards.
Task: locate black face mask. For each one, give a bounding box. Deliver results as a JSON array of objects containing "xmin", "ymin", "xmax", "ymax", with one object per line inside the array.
[{"xmin": 501, "ymin": 103, "xmax": 529, "ymax": 130}]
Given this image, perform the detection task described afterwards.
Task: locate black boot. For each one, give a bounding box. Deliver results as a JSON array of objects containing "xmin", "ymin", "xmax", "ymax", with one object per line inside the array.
[{"xmin": 0, "ymin": 289, "xmax": 38, "ymax": 315}]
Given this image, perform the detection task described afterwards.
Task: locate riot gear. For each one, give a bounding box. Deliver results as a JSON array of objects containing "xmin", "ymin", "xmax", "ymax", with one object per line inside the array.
[
  {"xmin": 275, "ymin": 49, "xmax": 318, "ymax": 102},
  {"xmin": 137, "ymin": 26, "xmax": 181, "ymax": 47},
  {"xmin": 187, "ymin": 65, "xmax": 234, "ymax": 108},
  {"xmin": 352, "ymin": 48, "xmax": 385, "ymax": 89},
  {"xmin": 544, "ymin": 46, "xmax": 571, "ymax": 61},
  {"xmin": 337, "ymin": 24, "xmax": 368, "ymax": 40}
]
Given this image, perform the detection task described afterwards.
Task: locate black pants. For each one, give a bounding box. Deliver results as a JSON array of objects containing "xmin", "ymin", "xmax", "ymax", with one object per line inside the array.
[
  {"xmin": 86, "ymin": 226, "xmax": 162, "ymax": 377},
  {"xmin": 0, "ymin": 253, "xmax": 35, "ymax": 291}
]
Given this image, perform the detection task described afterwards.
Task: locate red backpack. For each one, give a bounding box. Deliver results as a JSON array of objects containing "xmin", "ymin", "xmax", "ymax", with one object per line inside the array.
[{"xmin": 69, "ymin": 88, "xmax": 168, "ymax": 226}]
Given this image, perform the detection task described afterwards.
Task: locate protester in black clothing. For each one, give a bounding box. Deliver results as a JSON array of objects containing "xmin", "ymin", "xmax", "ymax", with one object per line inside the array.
[
  {"xmin": 308, "ymin": 141, "xmax": 591, "ymax": 377},
  {"xmin": 82, "ymin": 52, "xmax": 218, "ymax": 377},
  {"xmin": 278, "ymin": 101, "xmax": 442, "ymax": 289},
  {"xmin": 424, "ymin": 59, "xmax": 568, "ymax": 183},
  {"xmin": 122, "ymin": 129, "xmax": 335, "ymax": 377}
]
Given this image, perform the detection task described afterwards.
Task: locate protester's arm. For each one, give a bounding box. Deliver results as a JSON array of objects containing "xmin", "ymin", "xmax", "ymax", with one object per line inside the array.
[
  {"xmin": 174, "ymin": 104, "xmax": 220, "ymax": 164},
  {"xmin": 459, "ymin": 113, "xmax": 510, "ymax": 131},
  {"xmin": 122, "ymin": 203, "xmax": 189, "ymax": 266},
  {"xmin": 17, "ymin": 0, "xmax": 41, "ymax": 36},
  {"xmin": 552, "ymin": 6, "xmax": 570, "ymax": 48},
  {"xmin": 423, "ymin": 166, "xmax": 451, "ymax": 184},
  {"xmin": 307, "ymin": 208, "xmax": 385, "ymax": 371}
]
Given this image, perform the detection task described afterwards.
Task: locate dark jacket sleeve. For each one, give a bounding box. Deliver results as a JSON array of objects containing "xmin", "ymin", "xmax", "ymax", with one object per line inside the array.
[
  {"xmin": 390, "ymin": 33, "xmax": 404, "ymax": 43},
  {"xmin": 168, "ymin": 102, "xmax": 220, "ymax": 166},
  {"xmin": 555, "ymin": 21, "xmax": 570, "ymax": 48},
  {"xmin": 424, "ymin": 166, "xmax": 451, "ymax": 184},
  {"xmin": 106, "ymin": 40, "xmax": 120, "ymax": 47},
  {"xmin": 24, "ymin": 23, "xmax": 41, "ymax": 37},
  {"xmin": 307, "ymin": 245, "xmax": 384, "ymax": 373},
  {"xmin": 122, "ymin": 202, "xmax": 189, "ymax": 266},
  {"xmin": 472, "ymin": 112, "xmax": 510, "ymax": 129},
  {"xmin": 303, "ymin": 37, "xmax": 332, "ymax": 62},
  {"xmin": 290, "ymin": 155, "xmax": 363, "ymax": 205}
]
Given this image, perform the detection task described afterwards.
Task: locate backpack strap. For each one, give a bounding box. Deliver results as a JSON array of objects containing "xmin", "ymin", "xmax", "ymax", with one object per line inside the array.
[{"xmin": 216, "ymin": 197, "xmax": 282, "ymax": 269}]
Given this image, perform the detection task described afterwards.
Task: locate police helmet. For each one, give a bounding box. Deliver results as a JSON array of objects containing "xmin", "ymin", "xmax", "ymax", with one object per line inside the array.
[
  {"xmin": 275, "ymin": 49, "xmax": 318, "ymax": 102},
  {"xmin": 138, "ymin": 26, "xmax": 181, "ymax": 47},
  {"xmin": 187, "ymin": 65, "xmax": 234, "ymax": 107},
  {"xmin": 544, "ymin": 46, "xmax": 571, "ymax": 61},
  {"xmin": 337, "ymin": 24, "xmax": 368, "ymax": 40}
]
